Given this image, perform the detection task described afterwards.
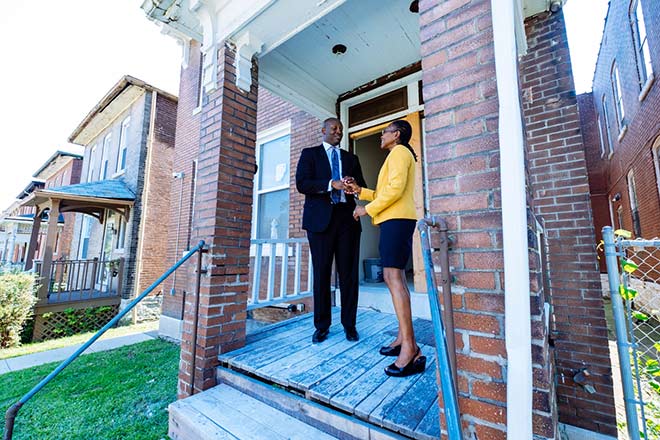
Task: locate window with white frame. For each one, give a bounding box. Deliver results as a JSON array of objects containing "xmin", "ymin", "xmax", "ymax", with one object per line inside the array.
[
  {"xmin": 253, "ymin": 125, "xmax": 290, "ymax": 240},
  {"xmin": 87, "ymin": 144, "xmax": 97, "ymax": 182},
  {"xmin": 630, "ymin": 0, "xmax": 653, "ymax": 90},
  {"xmin": 79, "ymin": 215, "xmax": 92, "ymax": 259},
  {"xmin": 653, "ymin": 138, "xmax": 660, "ymax": 202},
  {"xmin": 100, "ymin": 133, "xmax": 112, "ymax": 180},
  {"xmin": 627, "ymin": 170, "xmax": 642, "ymax": 237},
  {"xmin": 117, "ymin": 117, "xmax": 130, "ymax": 173},
  {"xmin": 611, "ymin": 63, "xmax": 625, "ymax": 130},
  {"xmin": 115, "ymin": 215, "xmax": 126, "ymax": 250},
  {"xmin": 597, "ymin": 117, "xmax": 607, "ymax": 157},
  {"xmin": 602, "ymin": 95, "xmax": 615, "ymax": 156}
]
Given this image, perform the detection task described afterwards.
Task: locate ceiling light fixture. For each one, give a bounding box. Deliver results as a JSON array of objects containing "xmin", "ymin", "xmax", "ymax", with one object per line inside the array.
[{"xmin": 332, "ymin": 44, "xmax": 347, "ymax": 55}]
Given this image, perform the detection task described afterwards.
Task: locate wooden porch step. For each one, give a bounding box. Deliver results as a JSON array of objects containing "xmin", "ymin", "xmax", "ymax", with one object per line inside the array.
[
  {"xmin": 169, "ymin": 383, "xmax": 340, "ymax": 440},
  {"xmin": 216, "ymin": 367, "xmax": 408, "ymax": 440}
]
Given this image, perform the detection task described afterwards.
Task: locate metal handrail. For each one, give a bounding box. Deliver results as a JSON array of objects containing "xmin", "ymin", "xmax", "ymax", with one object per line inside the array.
[
  {"xmin": 417, "ymin": 217, "xmax": 462, "ymax": 439},
  {"xmin": 4, "ymin": 240, "xmax": 206, "ymax": 440}
]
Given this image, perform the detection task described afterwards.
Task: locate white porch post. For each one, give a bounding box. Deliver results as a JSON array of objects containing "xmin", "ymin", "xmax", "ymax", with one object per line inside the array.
[{"xmin": 491, "ymin": 0, "xmax": 533, "ymax": 438}]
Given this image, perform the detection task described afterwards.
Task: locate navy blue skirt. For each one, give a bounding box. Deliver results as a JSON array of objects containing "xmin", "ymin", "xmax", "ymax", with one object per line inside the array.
[{"xmin": 379, "ymin": 219, "xmax": 416, "ymax": 269}]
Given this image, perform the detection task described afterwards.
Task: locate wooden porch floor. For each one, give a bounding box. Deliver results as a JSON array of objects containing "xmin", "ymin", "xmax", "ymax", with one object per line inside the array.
[
  {"xmin": 47, "ymin": 289, "xmax": 118, "ymax": 303},
  {"xmin": 219, "ymin": 308, "xmax": 441, "ymax": 440}
]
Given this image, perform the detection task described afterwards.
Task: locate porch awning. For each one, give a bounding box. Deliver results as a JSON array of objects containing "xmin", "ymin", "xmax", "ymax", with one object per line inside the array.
[{"xmin": 19, "ymin": 179, "xmax": 135, "ymax": 222}]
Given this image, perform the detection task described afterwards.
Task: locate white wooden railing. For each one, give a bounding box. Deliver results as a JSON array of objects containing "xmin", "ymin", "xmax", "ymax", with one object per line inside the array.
[{"xmin": 249, "ymin": 238, "xmax": 313, "ymax": 310}]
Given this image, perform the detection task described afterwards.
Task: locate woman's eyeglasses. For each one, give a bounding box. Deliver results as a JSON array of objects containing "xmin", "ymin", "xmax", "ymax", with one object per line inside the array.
[{"xmin": 381, "ymin": 128, "xmax": 398, "ymax": 135}]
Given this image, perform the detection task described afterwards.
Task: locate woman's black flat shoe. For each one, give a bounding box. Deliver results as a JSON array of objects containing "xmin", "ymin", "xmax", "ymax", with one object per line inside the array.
[
  {"xmin": 379, "ymin": 345, "xmax": 401, "ymax": 356},
  {"xmin": 384, "ymin": 349, "xmax": 426, "ymax": 377}
]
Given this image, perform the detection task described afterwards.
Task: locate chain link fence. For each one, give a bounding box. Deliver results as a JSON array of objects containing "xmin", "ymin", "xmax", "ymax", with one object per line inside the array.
[{"xmin": 604, "ymin": 227, "xmax": 660, "ymax": 439}]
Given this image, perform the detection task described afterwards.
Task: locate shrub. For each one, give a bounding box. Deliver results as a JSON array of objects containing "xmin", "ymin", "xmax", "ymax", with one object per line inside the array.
[{"xmin": 0, "ymin": 272, "xmax": 37, "ymax": 348}]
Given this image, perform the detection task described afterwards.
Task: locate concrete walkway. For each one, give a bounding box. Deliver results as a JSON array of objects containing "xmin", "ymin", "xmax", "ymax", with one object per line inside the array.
[{"xmin": 0, "ymin": 330, "xmax": 158, "ymax": 375}]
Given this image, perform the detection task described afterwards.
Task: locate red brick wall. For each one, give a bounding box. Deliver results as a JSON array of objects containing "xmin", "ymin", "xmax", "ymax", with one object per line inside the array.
[
  {"xmin": 134, "ymin": 93, "xmax": 176, "ymax": 296},
  {"xmin": 162, "ymin": 41, "xmax": 203, "ymax": 320},
  {"xmin": 520, "ymin": 10, "xmax": 616, "ymax": 435},
  {"xmin": 591, "ymin": 0, "xmax": 660, "ymax": 240},
  {"xmin": 577, "ymin": 93, "xmax": 609, "ymax": 272},
  {"xmin": 179, "ymin": 43, "xmax": 258, "ymax": 397},
  {"xmin": 420, "ymin": 1, "xmax": 509, "ymax": 436}
]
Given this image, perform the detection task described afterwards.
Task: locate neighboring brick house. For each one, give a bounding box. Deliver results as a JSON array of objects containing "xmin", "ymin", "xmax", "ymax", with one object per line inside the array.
[
  {"xmin": 581, "ymin": 0, "xmax": 660, "ymax": 243},
  {"xmin": 142, "ymin": 0, "xmax": 615, "ymax": 437},
  {"xmin": 65, "ymin": 75, "xmax": 178, "ymax": 312},
  {"xmin": 0, "ymin": 152, "xmax": 82, "ymax": 266}
]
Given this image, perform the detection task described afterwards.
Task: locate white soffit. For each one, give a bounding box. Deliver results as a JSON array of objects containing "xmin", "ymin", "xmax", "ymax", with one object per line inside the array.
[{"xmin": 257, "ymin": 0, "xmax": 420, "ymax": 114}]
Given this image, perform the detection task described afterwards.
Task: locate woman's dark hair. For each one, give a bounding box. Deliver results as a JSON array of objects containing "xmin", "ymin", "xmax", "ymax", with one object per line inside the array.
[{"xmin": 389, "ymin": 120, "xmax": 417, "ymax": 162}]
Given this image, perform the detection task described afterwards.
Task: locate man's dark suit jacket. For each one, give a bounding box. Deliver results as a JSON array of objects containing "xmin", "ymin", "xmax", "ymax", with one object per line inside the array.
[{"xmin": 295, "ymin": 145, "xmax": 367, "ymax": 232}]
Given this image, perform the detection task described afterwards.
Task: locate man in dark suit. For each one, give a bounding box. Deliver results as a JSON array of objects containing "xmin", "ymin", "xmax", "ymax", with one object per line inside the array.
[{"xmin": 296, "ymin": 118, "xmax": 367, "ymax": 343}]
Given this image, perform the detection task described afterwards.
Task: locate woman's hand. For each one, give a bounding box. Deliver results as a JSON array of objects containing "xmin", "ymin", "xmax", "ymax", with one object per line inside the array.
[
  {"xmin": 353, "ymin": 205, "xmax": 367, "ymax": 221},
  {"xmin": 343, "ymin": 176, "xmax": 361, "ymax": 195}
]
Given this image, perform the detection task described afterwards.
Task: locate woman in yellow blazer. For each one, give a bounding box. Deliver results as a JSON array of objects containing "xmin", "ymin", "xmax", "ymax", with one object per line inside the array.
[{"xmin": 345, "ymin": 119, "xmax": 425, "ymax": 377}]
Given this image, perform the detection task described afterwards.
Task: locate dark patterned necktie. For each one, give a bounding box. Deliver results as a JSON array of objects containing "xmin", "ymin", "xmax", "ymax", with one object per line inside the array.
[{"xmin": 331, "ymin": 147, "xmax": 341, "ymax": 204}]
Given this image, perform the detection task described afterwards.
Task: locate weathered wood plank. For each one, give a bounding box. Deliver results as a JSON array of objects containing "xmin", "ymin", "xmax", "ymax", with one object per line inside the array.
[
  {"xmin": 329, "ymin": 355, "xmax": 393, "ymax": 412},
  {"xmin": 256, "ymin": 311, "xmax": 395, "ymax": 385},
  {"xmin": 415, "ymin": 397, "xmax": 442, "ymax": 440},
  {"xmin": 308, "ymin": 341, "xmax": 393, "ymax": 404},
  {"xmin": 204, "ymin": 385, "xmax": 338, "ymax": 440},
  {"xmin": 376, "ymin": 352, "xmax": 439, "ymax": 437},
  {"xmin": 216, "ymin": 367, "xmax": 408, "ymax": 440},
  {"xmin": 221, "ymin": 311, "xmax": 335, "ymax": 361},
  {"xmin": 356, "ymin": 350, "xmax": 436, "ymax": 423},
  {"xmin": 288, "ymin": 330, "xmax": 394, "ymax": 391},
  {"xmin": 169, "ymin": 399, "xmax": 238, "ymax": 440}
]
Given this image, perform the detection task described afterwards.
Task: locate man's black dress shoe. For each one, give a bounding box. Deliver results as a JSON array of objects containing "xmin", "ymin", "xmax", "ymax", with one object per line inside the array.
[
  {"xmin": 345, "ymin": 328, "xmax": 359, "ymax": 342},
  {"xmin": 379, "ymin": 345, "xmax": 401, "ymax": 356},
  {"xmin": 385, "ymin": 347, "xmax": 426, "ymax": 377},
  {"xmin": 312, "ymin": 329, "xmax": 329, "ymax": 343}
]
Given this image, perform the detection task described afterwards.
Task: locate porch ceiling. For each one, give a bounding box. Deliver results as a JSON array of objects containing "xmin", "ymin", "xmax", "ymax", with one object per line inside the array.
[{"xmin": 259, "ymin": 0, "xmax": 420, "ymax": 117}]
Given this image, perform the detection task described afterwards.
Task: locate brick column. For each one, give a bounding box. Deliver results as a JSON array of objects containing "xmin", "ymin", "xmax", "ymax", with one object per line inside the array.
[
  {"xmin": 178, "ymin": 42, "xmax": 258, "ymax": 398},
  {"xmin": 420, "ymin": 1, "xmax": 507, "ymax": 437},
  {"xmin": 520, "ymin": 11, "xmax": 616, "ymax": 435}
]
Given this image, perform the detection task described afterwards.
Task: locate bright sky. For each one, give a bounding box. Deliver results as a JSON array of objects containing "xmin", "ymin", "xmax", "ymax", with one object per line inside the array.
[
  {"xmin": 564, "ymin": 0, "xmax": 610, "ymax": 93},
  {"xmin": 0, "ymin": 0, "xmax": 608, "ymax": 211},
  {"xmin": 0, "ymin": 0, "xmax": 181, "ymax": 210}
]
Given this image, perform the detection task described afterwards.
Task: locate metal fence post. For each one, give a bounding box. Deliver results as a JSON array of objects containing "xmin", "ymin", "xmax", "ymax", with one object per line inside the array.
[{"xmin": 602, "ymin": 226, "xmax": 640, "ymax": 439}]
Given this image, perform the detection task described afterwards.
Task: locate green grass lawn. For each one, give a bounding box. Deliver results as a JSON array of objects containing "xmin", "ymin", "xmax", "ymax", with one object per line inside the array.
[
  {"xmin": 0, "ymin": 339, "xmax": 178, "ymax": 440},
  {"xmin": 0, "ymin": 321, "xmax": 159, "ymax": 360}
]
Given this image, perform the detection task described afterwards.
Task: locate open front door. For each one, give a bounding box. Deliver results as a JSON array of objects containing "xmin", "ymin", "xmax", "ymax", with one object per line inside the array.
[
  {"xmin": 349, "ymin": 111, "xmax": 426, "ymax": 293},
  {"xmin": 404, "ymin": 112, "xmax": 426, "ymax": 293}
]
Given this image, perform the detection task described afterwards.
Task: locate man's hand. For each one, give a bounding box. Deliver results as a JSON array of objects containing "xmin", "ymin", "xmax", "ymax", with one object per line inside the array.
[{"xmin": 331, "ymin": 179, "xmax": 345, "ymax": 190}]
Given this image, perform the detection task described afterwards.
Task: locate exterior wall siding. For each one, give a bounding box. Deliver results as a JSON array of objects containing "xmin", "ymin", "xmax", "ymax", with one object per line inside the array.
[{"xmin": 520, "ymin": 10, "xmax": 616, "ymax": 435}]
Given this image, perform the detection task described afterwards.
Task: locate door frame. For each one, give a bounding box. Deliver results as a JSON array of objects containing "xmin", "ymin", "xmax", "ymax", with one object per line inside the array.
[{"xmin": 338, "ymin": 72, "xmax": 427, "ymax": 292}]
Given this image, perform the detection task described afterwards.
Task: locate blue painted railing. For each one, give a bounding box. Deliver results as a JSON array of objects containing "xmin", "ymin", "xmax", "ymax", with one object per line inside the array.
[
  {"xmin": 3, "ymin": 240, "xmax": 206, "ymax": 440},
  {"xmin": 417, "ymin": 217, "xmax": 463, "ymax": 439}
]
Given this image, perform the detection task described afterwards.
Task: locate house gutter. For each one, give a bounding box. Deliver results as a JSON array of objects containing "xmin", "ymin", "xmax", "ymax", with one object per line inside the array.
[{"xmin": 490, "ymin": 1, "xmax": 533, "ymax": 438}]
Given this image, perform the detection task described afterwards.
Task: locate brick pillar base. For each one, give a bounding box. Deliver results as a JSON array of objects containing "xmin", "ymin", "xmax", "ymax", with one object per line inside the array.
[{"xmin": 178, "ymin": 42, "xmax": 258, "ymax": 398}]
